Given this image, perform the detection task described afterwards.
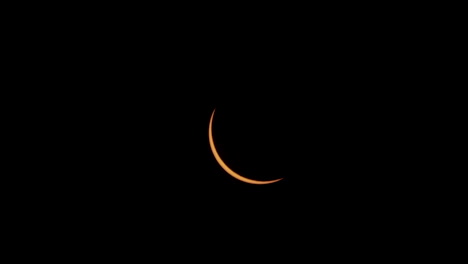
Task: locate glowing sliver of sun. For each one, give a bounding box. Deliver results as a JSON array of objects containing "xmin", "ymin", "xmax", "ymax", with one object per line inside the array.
[{"xmin": 209, "ymin": 109, "xmax": 283, "ymax": 185}]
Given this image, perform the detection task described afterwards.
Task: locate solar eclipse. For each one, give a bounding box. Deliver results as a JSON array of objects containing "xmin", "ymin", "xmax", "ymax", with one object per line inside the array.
[{"xmin": 208, "ymin": 109, "xmax": 283, "ymax": 185}]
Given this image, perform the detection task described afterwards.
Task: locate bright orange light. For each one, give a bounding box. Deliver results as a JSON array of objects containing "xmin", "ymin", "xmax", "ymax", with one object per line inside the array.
[{"xmin": 209, "ymin": 109, "xmax": 282, "ymax": 185}]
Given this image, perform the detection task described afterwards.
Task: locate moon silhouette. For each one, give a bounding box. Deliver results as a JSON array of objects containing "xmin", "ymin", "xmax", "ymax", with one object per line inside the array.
[{"xmin": 209, "ymin": 109, "xmax": 283, "ymax": 185}]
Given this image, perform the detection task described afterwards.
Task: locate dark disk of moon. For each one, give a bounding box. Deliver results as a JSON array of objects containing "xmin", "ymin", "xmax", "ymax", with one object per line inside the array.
[{"xmin": 209, "ymin": 109, "xmax": 283, "ymax": 185}]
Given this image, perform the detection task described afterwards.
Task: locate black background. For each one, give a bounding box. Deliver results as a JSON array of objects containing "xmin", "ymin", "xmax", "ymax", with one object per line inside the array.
[
  {"xmin": 17, "ymin": 7, "xmax": 441, "ymax": 256},
  {"xmin": 52, "ymin": 51, "xmax": 416, "ymax": 244}
]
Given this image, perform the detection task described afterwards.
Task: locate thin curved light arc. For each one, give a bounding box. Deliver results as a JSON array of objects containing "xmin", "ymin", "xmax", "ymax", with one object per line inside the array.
[{"xmin": 209, "ymin": 109, "xmax": 282, "ymax": 185}]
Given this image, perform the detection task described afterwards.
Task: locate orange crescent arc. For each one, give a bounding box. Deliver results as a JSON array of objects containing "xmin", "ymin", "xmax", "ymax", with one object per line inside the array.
[{"xmin": 209, "ymin": 109, "xmax": 282, "ymax": 185}]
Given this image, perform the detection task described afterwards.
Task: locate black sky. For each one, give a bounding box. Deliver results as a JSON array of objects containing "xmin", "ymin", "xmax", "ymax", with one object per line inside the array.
[{"xmin": 23, "ymin": 9, "xmax": 438, "ymax": 254}]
